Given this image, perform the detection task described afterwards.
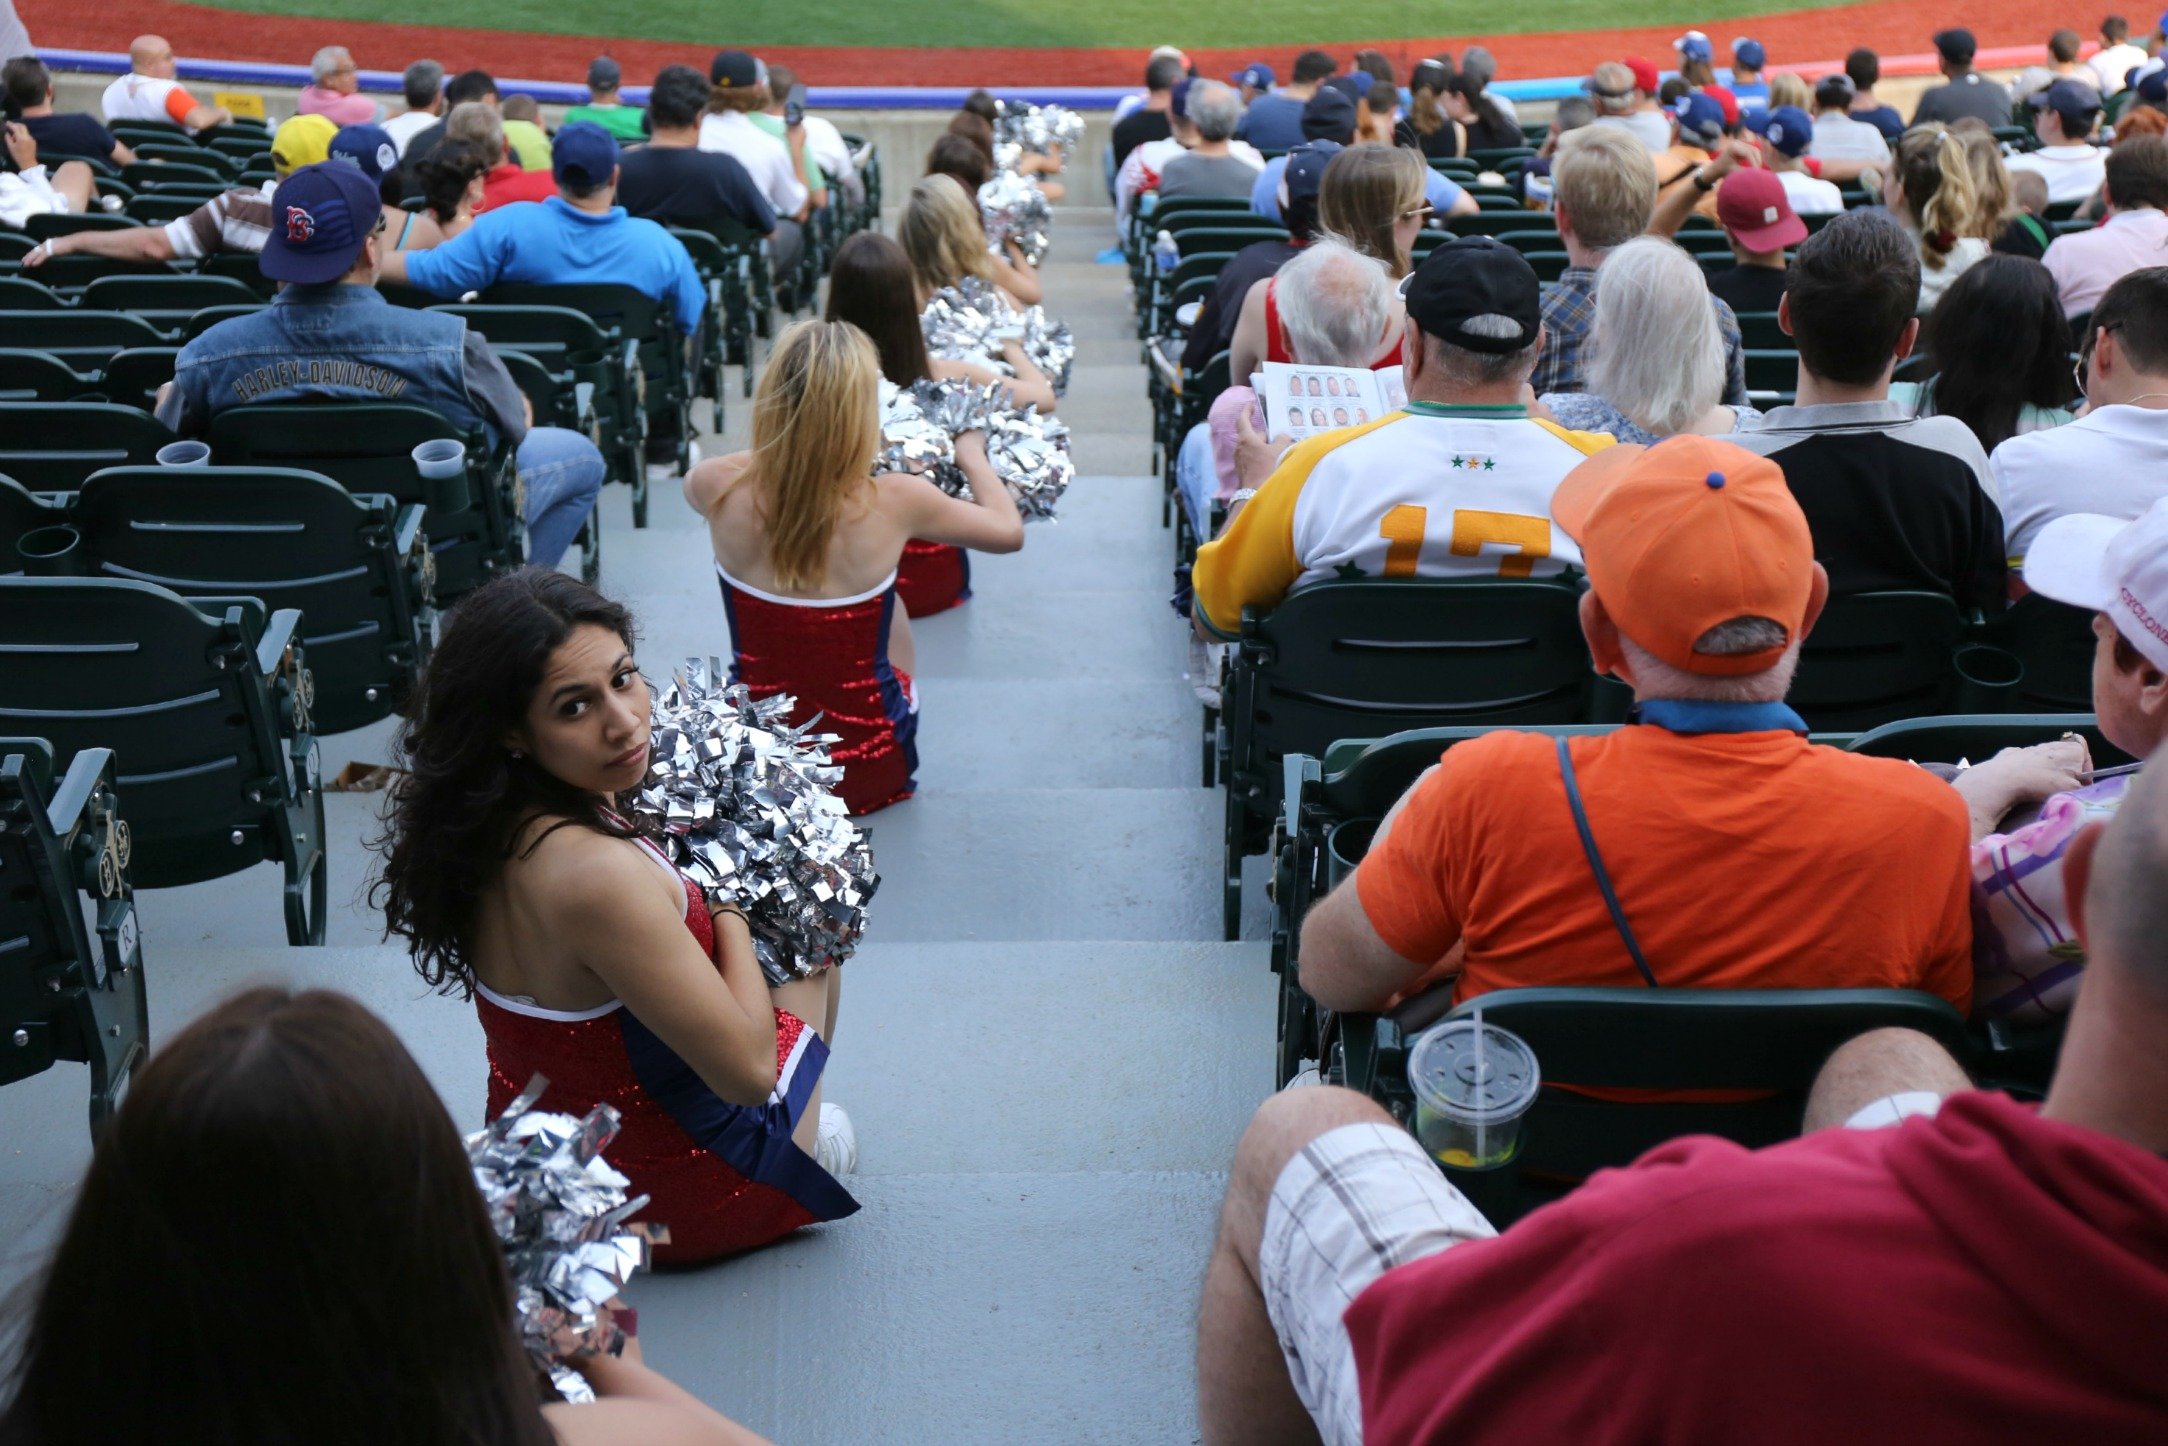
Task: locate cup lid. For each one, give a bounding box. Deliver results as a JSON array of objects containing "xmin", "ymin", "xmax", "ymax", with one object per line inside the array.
[{"xmin": 1407, "ymin": 1019, "xmax": 1540, "ymax": 1118}]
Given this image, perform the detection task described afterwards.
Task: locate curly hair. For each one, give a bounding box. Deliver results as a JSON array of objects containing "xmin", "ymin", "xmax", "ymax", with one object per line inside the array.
[{"xmin": 370, "ymin": 571, "xmax": 647, "ymax": 997}]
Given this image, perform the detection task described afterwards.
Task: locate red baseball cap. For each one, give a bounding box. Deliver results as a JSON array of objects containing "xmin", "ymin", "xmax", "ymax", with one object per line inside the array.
[
  {"xmin": 1623, "ymin": 56, "xmax": 1661, "ymax": 94},
  {"xmin": 1715, "ymin": 167, "xmax": 1807, "ymax": 250},
  {"xmin": 1551, "ymin": 436, "xmax": 1821, "ymax": 677},
  {"xmin": 1700, "ymin": 83, "xmax": 1741, "ymax": 127}
]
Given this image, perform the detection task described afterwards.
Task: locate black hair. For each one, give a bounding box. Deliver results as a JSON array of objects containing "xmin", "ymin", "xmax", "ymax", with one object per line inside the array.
[
  {"xmin": 1915, "ymin": 254, "xmax": 2078, "ymax": 450},
  {"xmin": 1845, "ymin": 46, "xmax": 1880, "ymax": 89},
  {"xmin": 1145, "ymin": 54, "xmax": 1184, "ymax": 92},
  {"xmin": 445, "ymin": 68, "xmax": 498, "ymax": 107},
  {"xmin": 0, "ymin": 987, "xmax": 555, "ymax": 1446},
  {"xmin": 1, "ymin": 56, "xmax": 48, "ymax": 113},
  {"xmin": 647, "ymin": 63, "xmax": 711, "ymax": 130},
  {"xmin": 1784, "ymin": 208, "xmax": 1921, "ymax": 385},
  {"xmin": 371, "ymin": 571, "xmax": 644, "ymax": 997},
  {"xmin": 2093, "ymin": 265, "xmax": 2168, "ymax": 374},
  {"xmin": 416, "ymin": 138, "xmax": 487, "ymax": 224},
  {"xmin": 1292, "ymin": 49, "xmax": 1338, "ymax": 85}
]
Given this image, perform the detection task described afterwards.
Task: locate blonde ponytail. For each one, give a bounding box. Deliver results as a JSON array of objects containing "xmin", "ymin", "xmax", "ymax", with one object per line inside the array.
[
  {"xmin": 748, "ymin": 320, "xmax": 881, "ymax": 592},
  {"xmin": 1893, "ymin": 125, "xmax": 1979, "ymax": 270}
]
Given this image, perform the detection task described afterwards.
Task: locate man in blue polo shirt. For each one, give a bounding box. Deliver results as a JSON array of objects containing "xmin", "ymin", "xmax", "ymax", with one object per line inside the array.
[
  {"xmin": 157, "ymin": 161, "xmax": 606, "ymax": 570},
  {"xmin": 379, "ymin": 121, "xmax": 705, "ymax": 338}
]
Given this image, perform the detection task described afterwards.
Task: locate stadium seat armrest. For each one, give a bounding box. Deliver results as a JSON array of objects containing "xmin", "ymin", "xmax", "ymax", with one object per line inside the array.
[
  {"xmin": 255, "ymin": 608, "xmax": 302, "ymax": 679},
  {"xmin": 391, "ymin": 502, "xmax": 427, "ymax": 558},
  {"xmin": 45, "ymin": 747, "xmax": 111, "ymax": 838},
  {"xmin": 1284, "ymin": 753, "xmax": 1320, "ymax": 839}
]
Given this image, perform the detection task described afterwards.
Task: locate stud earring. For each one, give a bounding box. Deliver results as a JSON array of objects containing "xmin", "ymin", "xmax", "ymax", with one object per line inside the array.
[{"xmin": 508, "ymin": 748, "xmax": 525, "ymax": 760}]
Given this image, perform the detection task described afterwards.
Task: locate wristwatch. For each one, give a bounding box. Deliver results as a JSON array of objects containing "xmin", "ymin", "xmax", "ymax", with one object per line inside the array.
[
  {"xmin": 1227, "ymin": 488, "xmax": 1259, "ymax": 508},
  {"xmin": 1691, "ymin": 167, "xmax": 1718, "ymax": 193}
]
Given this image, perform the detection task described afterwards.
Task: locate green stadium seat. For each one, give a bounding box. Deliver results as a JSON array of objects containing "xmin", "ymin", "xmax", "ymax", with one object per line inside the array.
[
  {"xmin": 430, "ymin": 301, "xmax": 644, "ymax": 530},
  {"xmin": 25, "ymin": 212, "xmax": 142, "ymax": 242},
  {"xmin": 180, "ymin": 303, "xmax": 267, "ymax": 340},
  {"xmin": 1341, "ymin": 986, "xmax": 1972, "ymax": 1226},
  {"xmin": 0, "ymin": 473, "xmax": 56, "ymax": 565},
  {"xmin": 0, "ymin": 739, "xmax": 147, "ymax": 1132},
  {"xmin": 1216, "ymin": 579, "xmax": 1614, "ymax": 939},
  {"xmin": 0, "ymin": 578, "xmax": 325, "ymax": 943},
  {"xmin": 479, "ymin": 283, "xmax": 691, "ymax": 511},
  {"xmin": 1791, "ymin": 591, "xmax": 2021, "ymax": 731},
  {"xmin": 72, "ymin": 465, "xmax": 436, "ymax": 734},
  {"xmin": 79, "ymin": 272, "xmax": 263, "ymax": 317},
  {"xmin": 0, "ymin": 349, "xmax": 89, "ymax": 403},
  {"xmin": 663, "ymin": 225, "xmax": 743, "ymax": 424},
  {"xmin": 87, "ymin": 347, "xmax": 179, "ymax": 411},
  {"xmin": 1734, "ymin": 311, "xmax": 1790, "ymax": 350},
  {"xmin": 0, "ymin": 311, "xmax": 174, "ymax": 372},
  {"xmin": 1981, "ymin": 593, "xmax": 2098, "ymax": 714},
  {"xmin": 0, "ymin": 401, "xmax": 174, "ymax": 487},
  {"xmin": 206, "ymin": 402, "xmax": 521, "ymax": 600},
  {"xmin": 0, "ymin": 276, "xmax": 67, "ymax": 310}
]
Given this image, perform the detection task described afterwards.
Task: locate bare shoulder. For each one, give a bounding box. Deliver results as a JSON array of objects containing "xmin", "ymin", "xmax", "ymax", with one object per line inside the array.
[
  {"xmin": 512, "ymin": 820, "xmax": 663, "ymax": 916},
  {"xmin": 684, "ymin": 451, "xmax": 752, "ymax": 515},
  {"xmin": 547, "ymin": 1399, "xmax": 771, "ymax": 1446}
]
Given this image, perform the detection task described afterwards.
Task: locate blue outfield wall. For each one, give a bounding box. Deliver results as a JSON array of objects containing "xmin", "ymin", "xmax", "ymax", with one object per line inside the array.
[{"xmin": 37, "ymin": 46, "xmax": 1592, "ymax": 109}]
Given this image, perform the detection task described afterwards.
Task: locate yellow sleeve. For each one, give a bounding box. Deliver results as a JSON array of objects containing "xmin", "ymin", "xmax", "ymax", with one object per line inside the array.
[
  {"xmin": 1529, "ymin": 419, "xmax": 1619, "ymax": 457},
  {"xmin": 1191, "ymin": 441, "xmax": 1321, "ymax": 635}
]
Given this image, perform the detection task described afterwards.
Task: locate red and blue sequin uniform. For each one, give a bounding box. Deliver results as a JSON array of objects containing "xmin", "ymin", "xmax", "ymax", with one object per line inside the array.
[
  {"xmin": 896, "ymin": 539, "xmax": 970, "ymax": 617},
  {"xmin": 476, "ymin": 837, "xmax": 858, "ymax": 1265},
  {"xmin": 716, "ymin": 562, "xmax": 919, "ymax": 815}
]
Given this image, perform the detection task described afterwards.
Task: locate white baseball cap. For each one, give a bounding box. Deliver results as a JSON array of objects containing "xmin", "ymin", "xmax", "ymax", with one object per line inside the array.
[{"xmin": 2023, "ymin": 498, "xmax": 2168, "ymax": 670}]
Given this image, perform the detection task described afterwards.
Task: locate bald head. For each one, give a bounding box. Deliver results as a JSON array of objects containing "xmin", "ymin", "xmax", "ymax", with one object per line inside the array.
[
  {"xmin": 2077, "ymin": 762, "xmax": 2168, "ymax": 999},
  {"xmin": 129, "ymin": 35, "xmax": 176, "ymax": 78}
]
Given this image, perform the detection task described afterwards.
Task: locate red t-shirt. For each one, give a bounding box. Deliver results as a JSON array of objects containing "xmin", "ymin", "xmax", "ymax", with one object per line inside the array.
[
  {"xmin": 476, "ymin": 163, "xmax": 558, "ymax": 214},
  {"xmin": 1347, "ymin": 1092, "xmax": 2168, "ymax": 1444}
]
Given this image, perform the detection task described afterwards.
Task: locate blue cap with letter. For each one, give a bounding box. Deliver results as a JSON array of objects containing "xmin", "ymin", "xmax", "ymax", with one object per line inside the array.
[{"xmin": 260, "ymin": 161, "xmax": 385, "ymax": 284}]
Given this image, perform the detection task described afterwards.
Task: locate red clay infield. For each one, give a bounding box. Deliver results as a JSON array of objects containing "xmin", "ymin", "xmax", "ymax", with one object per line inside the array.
[{"xmin": 19, "ymin": 0, "xmax": 2090, "ymax": 89}]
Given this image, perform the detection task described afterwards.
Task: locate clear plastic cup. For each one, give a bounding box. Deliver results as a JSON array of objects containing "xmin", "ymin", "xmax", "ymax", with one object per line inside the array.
[
  {"xmin": 1407, "ymin": 1018, "xmax": 1540, "ymax": 1170},
  {"xmin": 411, "ymin": 439, "xmax": 467, "ymax": 480},
  {"xmin": 155, "ymin": 439, "xmax": 211, "ymax": 467}
]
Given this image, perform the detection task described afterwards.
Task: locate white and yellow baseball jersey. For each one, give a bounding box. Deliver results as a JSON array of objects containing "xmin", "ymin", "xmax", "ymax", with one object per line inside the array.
[{"xmin": 1192, "ymin": 402, "xmax": 1615, "ymax": 633}]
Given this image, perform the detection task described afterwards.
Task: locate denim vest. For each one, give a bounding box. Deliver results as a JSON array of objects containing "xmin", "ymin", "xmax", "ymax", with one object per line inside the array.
[{"xmin": 171, "ymin": 283, "xmax": 487, "ymax": 439}]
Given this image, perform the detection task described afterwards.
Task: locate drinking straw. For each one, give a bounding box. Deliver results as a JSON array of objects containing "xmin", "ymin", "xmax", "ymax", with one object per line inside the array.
[{"xmin": 1473, "ymin": 1005, "xmax": 1486, "ymax": 1166}]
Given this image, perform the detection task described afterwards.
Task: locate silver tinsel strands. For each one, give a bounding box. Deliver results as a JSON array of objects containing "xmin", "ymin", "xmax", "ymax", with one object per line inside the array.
[
  {"xmin": 635, "ymin": 661, "xmax": 878, "ymax": 984},
  {"xmin": 978, "ymin": 171, "xmax": 1053, "ymax": 267},
  {"xmin": 879, "ymin": 377, "xmax": 1073, "ymax": 520},
  {"xmin": 467, "ymin": 1076, "xmax": 651, "ymax": 1406},
  {"xmin": 919, "ymin": 276, "xmax": 1074, "ymax": 398},
  {"xmin": 992, "ymin": 101, "xmax": 1084, "ymax": 172}
]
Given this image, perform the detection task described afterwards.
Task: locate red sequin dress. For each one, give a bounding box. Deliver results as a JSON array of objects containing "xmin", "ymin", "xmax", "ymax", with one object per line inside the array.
[
  {"xmin": 475, "ymin": 836, "xmax": 858, "ymax": 1265},
  {"xmin": 716, "ymin": 562, "xmax": 918, "ymax": 815},
  {"xmin": 896, "ymin": 539, "xmax": 971, "ymax": 616}
]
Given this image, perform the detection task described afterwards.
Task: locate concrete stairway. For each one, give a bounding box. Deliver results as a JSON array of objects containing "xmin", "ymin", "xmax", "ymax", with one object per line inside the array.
[{"xmin": 0, "ymin": 207, "xmax": 1275, "ymax": 1442}]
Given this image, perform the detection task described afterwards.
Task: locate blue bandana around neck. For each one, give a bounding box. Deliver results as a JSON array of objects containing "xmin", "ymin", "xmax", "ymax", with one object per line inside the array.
[{"xmin": 1629, "ymin": 698, "xmax": 1809, "ymax": 735}]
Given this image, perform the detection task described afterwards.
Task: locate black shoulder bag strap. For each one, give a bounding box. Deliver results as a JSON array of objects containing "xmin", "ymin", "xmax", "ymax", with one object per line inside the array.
[{"xmin": 1555, "ymin": 735, "xmax": 1659, "ymax": 988}]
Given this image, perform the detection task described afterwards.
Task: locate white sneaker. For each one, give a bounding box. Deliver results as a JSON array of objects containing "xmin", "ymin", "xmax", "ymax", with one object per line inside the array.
[
  {"xmin": 1281, "ymin": 1063, "xmax": 1323, "ymax": 1091},
  {"xmin": 814, "ymin": 1102, "xmax": 857, "ymax": 1176}
]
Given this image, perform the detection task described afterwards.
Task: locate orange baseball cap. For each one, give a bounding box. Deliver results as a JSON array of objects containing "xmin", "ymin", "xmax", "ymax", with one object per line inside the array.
[{"xmin": 1550, "ymin": 435, "xmax": 1817, "ymax": 677}]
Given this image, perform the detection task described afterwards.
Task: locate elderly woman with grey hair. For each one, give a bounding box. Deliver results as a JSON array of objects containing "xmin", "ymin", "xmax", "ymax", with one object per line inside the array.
[
  {"xmin": 1535, "ymin": 237, "xmax": 1758, "ymax": 444},
  {"xmin": 297, "ymin": 44, "xmax": 381, "ymax": 125},
  {"xmin": 1157, "ymin": 79, "xmax": 1265, "ymax": 203}
]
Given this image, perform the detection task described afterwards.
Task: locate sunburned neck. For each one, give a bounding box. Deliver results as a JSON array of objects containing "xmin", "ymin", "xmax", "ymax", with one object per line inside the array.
[{"xmin": 2043, "ymin": 973, "xmax": 2168, "ymax": 1156}]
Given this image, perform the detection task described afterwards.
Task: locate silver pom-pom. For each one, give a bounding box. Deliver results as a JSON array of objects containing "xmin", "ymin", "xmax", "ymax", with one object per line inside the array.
[
  {"xmin": 633, "ymin": 663, "xmax": 879, "ymax": 984},
  {"xmin": 906, "ymin": 377, "xmax": 1073, "ymax": 521},
  {"xmin": 467, "ymin": 1076, "xmax": 651, "ymax": 1406},
  {"xmin": 876, "ymin": 379, "xmax": 959, "ymax": 487},
  {"xmin": 993, "ymin": 101, "xmax": 1084, "ymax": 170},
  {"xmin": 920, "ymin": 275, "xmax": 1017, "ymax": 368},
  {"xmin": 978, "ymin": 171, "xmax": 1053, "ymax": 267},
  {"xmin": 1017, "ymin": 306, "xmax": 1074, "ymax": 397}
]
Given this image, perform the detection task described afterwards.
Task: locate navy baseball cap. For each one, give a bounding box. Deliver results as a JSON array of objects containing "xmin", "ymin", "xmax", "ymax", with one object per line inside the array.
[
  {"xmin": 1673, "ymin": 91, "xmax": 1725, "ymax": 146},
  {"xmin": 552, "ymin": 121, "xmax": 619, "ymax": 190},
  {"xmin": 1231, "ymin": 61, "xmax": 1274, "ymax": 89},
  {"xmin": 1675, "ymin": 30, "xmax": 1713, "ymax": 63},
  {"xmin": 261, "ymin": 161, "xmax": 384, "ymax": 285},
  {"xmin": 711, "ymin": 49, "xmax": 762, "ymax": 89},
  {"xmin": 1170, "ymin": 77, "xmax": 1195, "ymax": 120},
  {"xmin": 1731, "ymin": 37, "xmax": 1766, "ymax": 70},
  {"xmin": 1398, "ymin": 236, "xmax": 1540, "ymax": 354},
  {"xmin": 1933, "ymin": 28, "xmax": 1977, "ymax": 64},
  {"xmin": 2137, "ymin": 59, "xmax": 2168, "ymax": 104},
  {"xmin": 1279, "ymin": 139, "xmax": 1343, "ymax": 208},
  {"xmin": 1300, "ymin": 85, "xmax": 1358, "ymax": 142},
  {"xmin": 588, "ymin": 56, "xmax": 621, "ymax": 91},
  {"xmin": 1748, "ymin": 104, "xmax": 1814, "ymax": 157},
  {"xmin": 2033, "ymin": 77, "xmax": 2104, "ymax": 126},
  {"xmin": 328, "ymin": 124, "xmax": 398, "ymax": 183}
]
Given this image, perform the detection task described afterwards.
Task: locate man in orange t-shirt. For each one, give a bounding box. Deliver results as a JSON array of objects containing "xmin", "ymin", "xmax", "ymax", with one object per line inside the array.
[{"xmin": 1297, "ymin": 434, "xmax": 1974, "ymax": 1017}]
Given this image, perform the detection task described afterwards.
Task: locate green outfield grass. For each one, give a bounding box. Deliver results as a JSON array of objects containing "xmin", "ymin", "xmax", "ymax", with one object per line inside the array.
[{"xmin": 175, "ymin": 0, "xmax": 1862, "ymax": 50}]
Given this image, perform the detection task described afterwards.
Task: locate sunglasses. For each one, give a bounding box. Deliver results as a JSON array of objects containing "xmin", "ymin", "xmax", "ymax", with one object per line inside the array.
[{"xmin": 1398, "ymin": 202, "xmax": 1434, "ymax": 222}]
